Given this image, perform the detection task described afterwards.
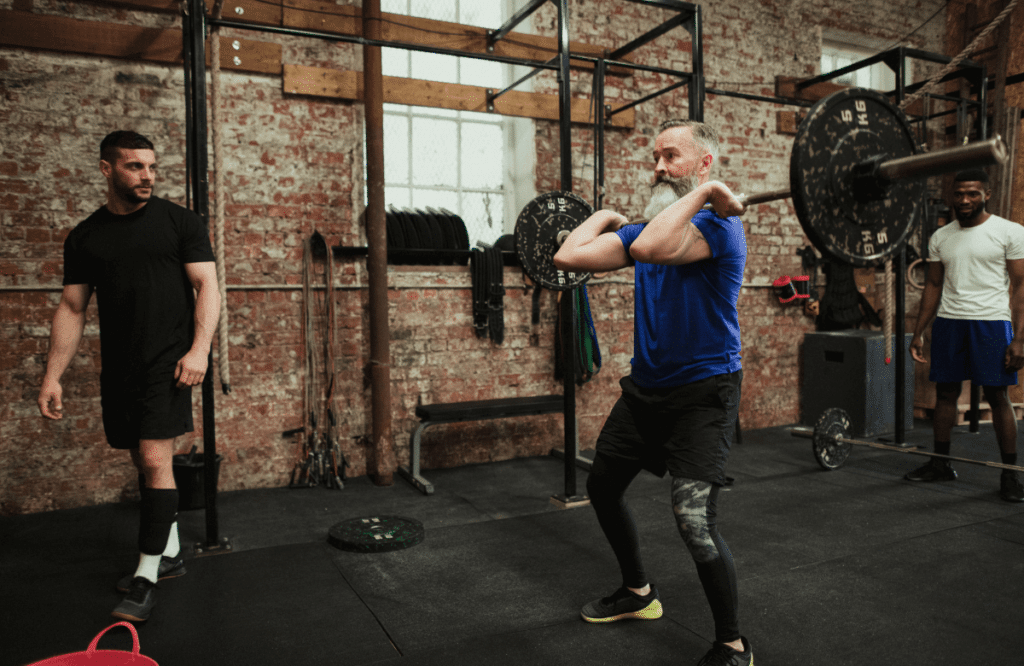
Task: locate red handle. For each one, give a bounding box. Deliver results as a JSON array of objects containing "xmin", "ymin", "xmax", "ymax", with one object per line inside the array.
[{"xmin": 87, "ymin": 622, "xmax": 141, "ymax": 655}]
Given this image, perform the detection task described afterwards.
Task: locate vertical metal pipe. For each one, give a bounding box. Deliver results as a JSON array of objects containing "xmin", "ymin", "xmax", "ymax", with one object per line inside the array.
[
  {"xmin": 688, "ymin": 6, "xmax": 703, "ymax": 122},
  {"xmin": 184, "ymin": 0, "xmax": 220, "ymax": 546},
  {"xmin": 556, "ymin": 0, "xmax": 578, "ymax": 499},
  {"xmin": 978, "ymin": 66, "xmax": 988, "ymax": 140},
  {"xmin": 363, "ymin": 0, "xmax": 395, "ymax": 485},
  {"xmin": 594, "ymin": 59, "xmax": 606, "ymax": 210}
]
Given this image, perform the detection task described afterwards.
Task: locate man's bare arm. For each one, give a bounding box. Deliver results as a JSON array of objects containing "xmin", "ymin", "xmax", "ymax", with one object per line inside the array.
[
  {"xmin": 1004, "ymin": 258, "xmax": 1024, "ymax": 370},
  {"xmin": 630, "ymin": 181, "xmax": 743, "ymax": 266},
  {"xmin": 176, "ymin": 261, "xmax": 221, "ymax": 388},
  {"xmin": 38, "ymin": 284, "xmax": 93, "ymax": 419},
  {"xmin": 910, "ymin": 261, "xmax": 944, "ymax": 363},
  {"xmin": 553, "ymin": 210, "xmax": 633, "ymax": 273}
]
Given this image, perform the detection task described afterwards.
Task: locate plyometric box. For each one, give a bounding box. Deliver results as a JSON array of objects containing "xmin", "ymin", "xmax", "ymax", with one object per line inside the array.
[{"xmin": 801, "ymin": 330, "xmax": 914, "ymax": 438}]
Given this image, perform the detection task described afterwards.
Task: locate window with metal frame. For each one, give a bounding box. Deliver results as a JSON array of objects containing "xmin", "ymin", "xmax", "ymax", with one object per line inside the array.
[{"xmin": 377, "ymin": 0, "xmax": 532, "ymax": 247}]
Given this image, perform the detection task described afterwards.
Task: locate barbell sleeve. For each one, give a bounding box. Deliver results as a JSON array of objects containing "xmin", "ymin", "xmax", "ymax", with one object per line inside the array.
[
  {"xmin": 876, "ymin": 135, "xmax": 1007, "ymax": 182},
  {"xmin": 717, "ymin": 135, "xmax": 1008, "ymax": 211}
]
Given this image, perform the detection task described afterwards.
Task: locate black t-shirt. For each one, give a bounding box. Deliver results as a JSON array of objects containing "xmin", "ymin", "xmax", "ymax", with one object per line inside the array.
[{"xmin": 63, "ymin": 197, "xmax": 215, "ymax": 384}]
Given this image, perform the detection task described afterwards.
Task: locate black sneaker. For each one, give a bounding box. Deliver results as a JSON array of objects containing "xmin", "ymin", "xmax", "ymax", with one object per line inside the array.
[
  {"xmin": 1000, "ymin": 471, "xmax": 1024, "ymax": 503},
  {"xmin": 116, "ymin": 555, "xmax": 186, "ymax": 593},
  {"xmin": 904, "ymin": 460, "xmax": 956, "ymax": 482},
  {"xmin": 111, "ymin": 577, "xmax": 157, "ymax": 623},
  {"xmin": 580, "ymin": 586, "xmax": 663, "ymax": 623},
  {"xmin": 697, "ymin": 637, "xmax": 754, "ymax": 666}
]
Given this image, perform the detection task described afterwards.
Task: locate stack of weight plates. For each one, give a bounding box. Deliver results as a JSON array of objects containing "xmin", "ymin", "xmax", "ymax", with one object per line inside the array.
[{"xmin": 385, "ymin": 205, "xmax": 471, "ymax": 265}]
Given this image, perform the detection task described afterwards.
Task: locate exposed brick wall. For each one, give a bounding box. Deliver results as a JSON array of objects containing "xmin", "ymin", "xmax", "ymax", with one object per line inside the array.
[{"xmin": 1, "ymin": 0, "xmax": 948, "ymax": 514}]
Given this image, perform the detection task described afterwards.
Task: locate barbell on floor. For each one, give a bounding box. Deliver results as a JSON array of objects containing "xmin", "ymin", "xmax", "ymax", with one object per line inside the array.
[
  {"xmin": 790, "ymin": 407, "xmax": 1024, "ymax": 472},
  {"xmin": 514, "ymin": 87, "xmax": 1009, "ymax": 291}
]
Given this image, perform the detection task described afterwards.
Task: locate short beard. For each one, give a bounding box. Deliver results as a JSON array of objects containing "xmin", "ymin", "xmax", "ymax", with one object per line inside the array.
[
  {"xmin": 954, "ymin": 201, "xmax": 984, "ymax": 223},
  {"xmin": 112, "ymin": 176, "xmax": 152, "ymax": 205},
  {"xmin": 642, "ymin": 174, "xmax": 698, "ymax": 221}
]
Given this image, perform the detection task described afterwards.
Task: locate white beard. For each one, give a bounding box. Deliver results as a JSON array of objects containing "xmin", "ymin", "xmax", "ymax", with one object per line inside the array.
[{"xmin": 642, "ymin": 175, "xmax": 698, "ymax": 221}]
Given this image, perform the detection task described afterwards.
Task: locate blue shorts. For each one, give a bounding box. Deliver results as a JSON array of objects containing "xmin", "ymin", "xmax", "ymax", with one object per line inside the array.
[{"xmin": 929, "ymin": 317, "xmax": 1018, "ymax": 386}]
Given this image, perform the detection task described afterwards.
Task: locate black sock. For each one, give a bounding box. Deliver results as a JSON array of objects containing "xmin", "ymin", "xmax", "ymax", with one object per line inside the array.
[
  {"xmin": 1001, "ymin": 452, "xmax": 1018, "ymax": 467},
  {"xmin": 139, "ymin": 488, "xmax": 179, "ymax": 555},
  {"xmin": 934, "ymin": 440, "xmax": 951, "ymax": 458}
]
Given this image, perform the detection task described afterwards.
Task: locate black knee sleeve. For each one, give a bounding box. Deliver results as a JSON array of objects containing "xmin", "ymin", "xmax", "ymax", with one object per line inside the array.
[{"xmin": 139, "ymin": 488, "xmax": 178, "ymax": 555}]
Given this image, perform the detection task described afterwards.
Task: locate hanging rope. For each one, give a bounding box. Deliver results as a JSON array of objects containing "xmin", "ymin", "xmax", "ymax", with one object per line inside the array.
[
  {"xmin": 899, "ymin": 0, "xmax": 1020, "ymax": 111},
  {"xmin": 884, "ymin": 258, "xmax": 895, "ymax": 364},
  {"xmin": 210, "ymin": 12, "xmax": 232, "ymax": 394}
]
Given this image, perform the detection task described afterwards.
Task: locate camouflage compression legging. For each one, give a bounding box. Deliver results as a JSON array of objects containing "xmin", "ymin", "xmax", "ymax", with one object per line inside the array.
[{"xmin": 586, "ymin": 453, "xmax": 740, "ymax": 643}]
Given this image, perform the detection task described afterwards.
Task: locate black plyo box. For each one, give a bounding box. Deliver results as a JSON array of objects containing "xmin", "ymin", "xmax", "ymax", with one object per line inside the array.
[{"xmin": 800, "ymin": 330, "xmax": 915, "ymax": 437}]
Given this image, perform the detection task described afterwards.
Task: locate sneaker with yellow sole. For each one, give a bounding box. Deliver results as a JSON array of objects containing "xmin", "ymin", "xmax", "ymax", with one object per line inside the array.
[{"xmin": 581, "ymin": 586, "xmax": 663, "ymax": 623}]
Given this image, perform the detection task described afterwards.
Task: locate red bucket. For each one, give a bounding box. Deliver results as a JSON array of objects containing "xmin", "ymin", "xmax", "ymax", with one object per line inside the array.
[{"xmin": 26, "ymin": 622, "xmax": 158, "ymax": 666}]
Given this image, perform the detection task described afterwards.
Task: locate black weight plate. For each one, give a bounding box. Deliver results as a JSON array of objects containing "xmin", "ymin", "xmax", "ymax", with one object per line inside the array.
[
  {"xmin": 514, "ymin": 191, "xmax": 593, "ymax": 291},
  {"xmin": 385, "ymin": 208, "xmax": 404, "ymax": 249},
  {"xmin": 441, "ymin": 207, "xmax": 470, "ymax": 251},
  {"xmin": 427, "ymin": 207, "xmax": 458, "ymax": 251},
  {"xmin": 423, "ymin": 208, "xmax": 456, "ymax": 265},
  {"xmin": 812, "ymin": 407, "xmax": 852, "ymax": 471},
  {"xmin": 420, "ymin": 208, "xmax": 446, "ymax": 250},
  {"xmin": 397, "ymin": 208, "xmax": 423, "ymax": 250},
  {"xmin": 328, "ymin": 515, "xmax": 425, "ymax": 553},
  {"xmin": 791, "ymin": 87, "xmax": 923, "ymax": 267},
  {"xmin": 408, "ymin": 207, "xmax": 442, "ymax": 252}
]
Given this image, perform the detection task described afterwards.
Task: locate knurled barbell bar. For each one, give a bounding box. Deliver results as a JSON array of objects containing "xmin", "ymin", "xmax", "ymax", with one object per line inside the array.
[
  {"xmin": 514, "ymin": 87, "xmax": 1009, "ymax": 291},
  {"xmin": 791, "ymin": 407, "xmax": 1024, "ymax": 472}
]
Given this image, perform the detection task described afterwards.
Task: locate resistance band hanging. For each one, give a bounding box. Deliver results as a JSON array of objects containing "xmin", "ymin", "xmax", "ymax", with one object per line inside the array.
[{"xmin": 555, "ymin": 286, "xmax": 601, "ymax": 385}]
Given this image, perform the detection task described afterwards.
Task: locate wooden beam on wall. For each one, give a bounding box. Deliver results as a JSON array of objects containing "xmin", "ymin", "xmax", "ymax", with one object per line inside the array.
[
  {"xmin": 0, "ymin": 10, "xmax": 282, "ymax": 74},
  {"xmin": 283, "ymin": 63, "xmax": 635, "ymax": 128},
  {"xmin": 83, "ymin": 0, "xmax": 636, "ymax": 74}
]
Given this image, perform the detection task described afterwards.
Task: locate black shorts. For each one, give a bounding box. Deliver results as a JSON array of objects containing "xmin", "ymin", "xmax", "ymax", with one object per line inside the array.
[
  {"xmin": 100, "ymin": 370, "xmax": 194, "ymax": 449},
  {"xmin": 595, "ymin": 370, "xmax": 742, "ymax": 485}
]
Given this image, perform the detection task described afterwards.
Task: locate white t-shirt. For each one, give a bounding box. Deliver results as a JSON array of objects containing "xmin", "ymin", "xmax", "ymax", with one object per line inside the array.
[{"xmin": 929, "ymin": 214, "xmax": 1024, "ymax": 320}]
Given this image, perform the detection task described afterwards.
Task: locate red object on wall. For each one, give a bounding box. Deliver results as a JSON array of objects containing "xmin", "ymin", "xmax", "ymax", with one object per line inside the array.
[
  {"xmin": 773, "ymin": 275, "xmax": 798, "ymax": 303},
  {"xmin": 26, "ymin": 623, "xmax": 158, "ymax": 666}
]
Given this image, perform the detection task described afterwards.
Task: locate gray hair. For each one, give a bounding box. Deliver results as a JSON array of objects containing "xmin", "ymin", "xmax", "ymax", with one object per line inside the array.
[{"xmin": 656, "ymin": 120, "xmax": 720, "ymax": 170}]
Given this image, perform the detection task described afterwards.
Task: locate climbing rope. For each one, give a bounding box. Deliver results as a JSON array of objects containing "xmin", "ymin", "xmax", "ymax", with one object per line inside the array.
[
  {"xmin": 899, "ymin": 0, "xmax": 1019, "ymax": 111},
  {"xmin": 210, "ymin": 7, "xmax": 231, "ymax": 393}
]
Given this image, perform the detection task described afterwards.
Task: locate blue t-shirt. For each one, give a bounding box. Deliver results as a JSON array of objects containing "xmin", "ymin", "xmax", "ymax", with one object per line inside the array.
[{"xmin": 616, "ymin": 209, "xmax": 746, "ymax": 388}]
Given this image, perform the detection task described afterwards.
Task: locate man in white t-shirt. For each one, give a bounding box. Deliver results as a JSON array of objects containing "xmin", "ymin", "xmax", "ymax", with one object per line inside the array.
[{"xmin": 909, "ymin": 169, "xmax": 1024, "ymax": 502}]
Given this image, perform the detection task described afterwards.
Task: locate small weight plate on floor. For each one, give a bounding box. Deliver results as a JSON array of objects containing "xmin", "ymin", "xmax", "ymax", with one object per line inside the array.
[
  {"xmin": 812, "ymin": 407, "xmax": 852, "ymax": 471},
  {"xmin": 328, "ymin": 515, "xmax": 425, "ymax": 553}
]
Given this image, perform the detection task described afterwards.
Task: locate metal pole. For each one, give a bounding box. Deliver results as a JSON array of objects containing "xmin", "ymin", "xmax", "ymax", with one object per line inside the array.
[
  {"xmin": 363, "ymin": 0, "xmax": 395, "ymax": 485},
  {"xmin": 594, "ymin": 59, "xmax": 606, "ymax": 210},
  {"xmin": 688, "ymin": 5, "xmax": 703, "ymax": 121},
  {"xmin": 554, "ymin": 0, "xmax": 582, "ymax": 505},
  {"xmin": 183, "ymin": 0, "xmax": 227, "ymax": 554}
]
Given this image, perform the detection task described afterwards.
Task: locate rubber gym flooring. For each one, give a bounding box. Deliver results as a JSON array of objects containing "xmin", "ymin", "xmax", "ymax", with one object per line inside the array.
[{"xmin": 3, "ymin": 419, "xmax": 1023, "ymax": 666}]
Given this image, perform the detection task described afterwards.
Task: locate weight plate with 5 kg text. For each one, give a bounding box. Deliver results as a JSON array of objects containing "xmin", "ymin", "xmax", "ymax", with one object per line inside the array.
[{"xmin": 514, "ymin": 191, "xmax": 593, "ymax": 291}]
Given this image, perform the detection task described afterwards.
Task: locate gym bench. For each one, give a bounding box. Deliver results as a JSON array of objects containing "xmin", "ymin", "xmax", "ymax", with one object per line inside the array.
[{"xmin": 398, "ymin": 395, "xmax": 570, "ymax": 495}]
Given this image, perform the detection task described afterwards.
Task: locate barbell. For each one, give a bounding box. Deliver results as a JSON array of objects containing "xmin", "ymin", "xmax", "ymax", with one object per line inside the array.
[
  {"xmin": 791, "ymin": 407, "xmax": 1024, "ymax": 473},
  {"xmin": 514, "ymin": 87, "xmax": 1009, "ymax": 291}
]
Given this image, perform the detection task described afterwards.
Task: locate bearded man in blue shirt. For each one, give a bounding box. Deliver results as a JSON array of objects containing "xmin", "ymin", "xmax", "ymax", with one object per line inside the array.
[{"xmin": 554, "ymin": 119, "xmax": 751, "ymax": 666}]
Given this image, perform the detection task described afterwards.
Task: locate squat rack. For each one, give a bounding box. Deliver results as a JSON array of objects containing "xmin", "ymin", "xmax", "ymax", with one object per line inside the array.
[{"xmin": 179, "ymin": 0, "xmax": 993, "ymax": 529}]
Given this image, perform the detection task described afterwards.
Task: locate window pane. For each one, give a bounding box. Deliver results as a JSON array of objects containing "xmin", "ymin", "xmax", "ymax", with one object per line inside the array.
[
  {"xmin": 387, "ymin": 188, "xmax": 412, "ymax": 209},
  {"xmin": 412, "ymin": 52, "xmax": 458, "ymax": 84},
  {"xmin": 381, "ymin": 0, "xmax": 407, "ymax": 13},
  {"xmin": 416, "ymin": 107, "xmax": 459, "ymax": 119},
  {"xmin": 461, "ymin": 2, "xmax": 501, "ymax": 28},
  {"xmin": 461, "ymin": 109, "xmax": 500, "ymax": 124},
  {"xmin": 411, "ymin": 117, "xmax": 458, "ymax": 187},
  {"xmin": 412, "ymin": 189, "xmax": 458, "ymax": 212},
  {"xmin": 461, "ymin": 191, "xmax": 505, "ymax": 244},
  {"xmin": 382, "ymin": 47, "xmax": 408, "ymax": 78},
  {"xmin": 384, "ymin": 102, "xmax": 409, "ymax": 113},
  {"xmin": 460, "ymin": 57, "xmax": 503, "ymax": 88},
  {"xmin": 461, "ymin": 122, "xmax": 503, "ymax": 189},
  {"xmin": 383, "ymin": 114, "xmax": 409, "ymax": 184},
  {"xmin": 410, "ymin": 0, "xmax": 455, "ymax": 22}
]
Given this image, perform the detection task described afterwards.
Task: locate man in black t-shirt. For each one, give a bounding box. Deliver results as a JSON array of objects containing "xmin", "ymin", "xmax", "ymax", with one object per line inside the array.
[{"xmin": 37, "ymin": 131, "xmax": 219, "ymax": 622}]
